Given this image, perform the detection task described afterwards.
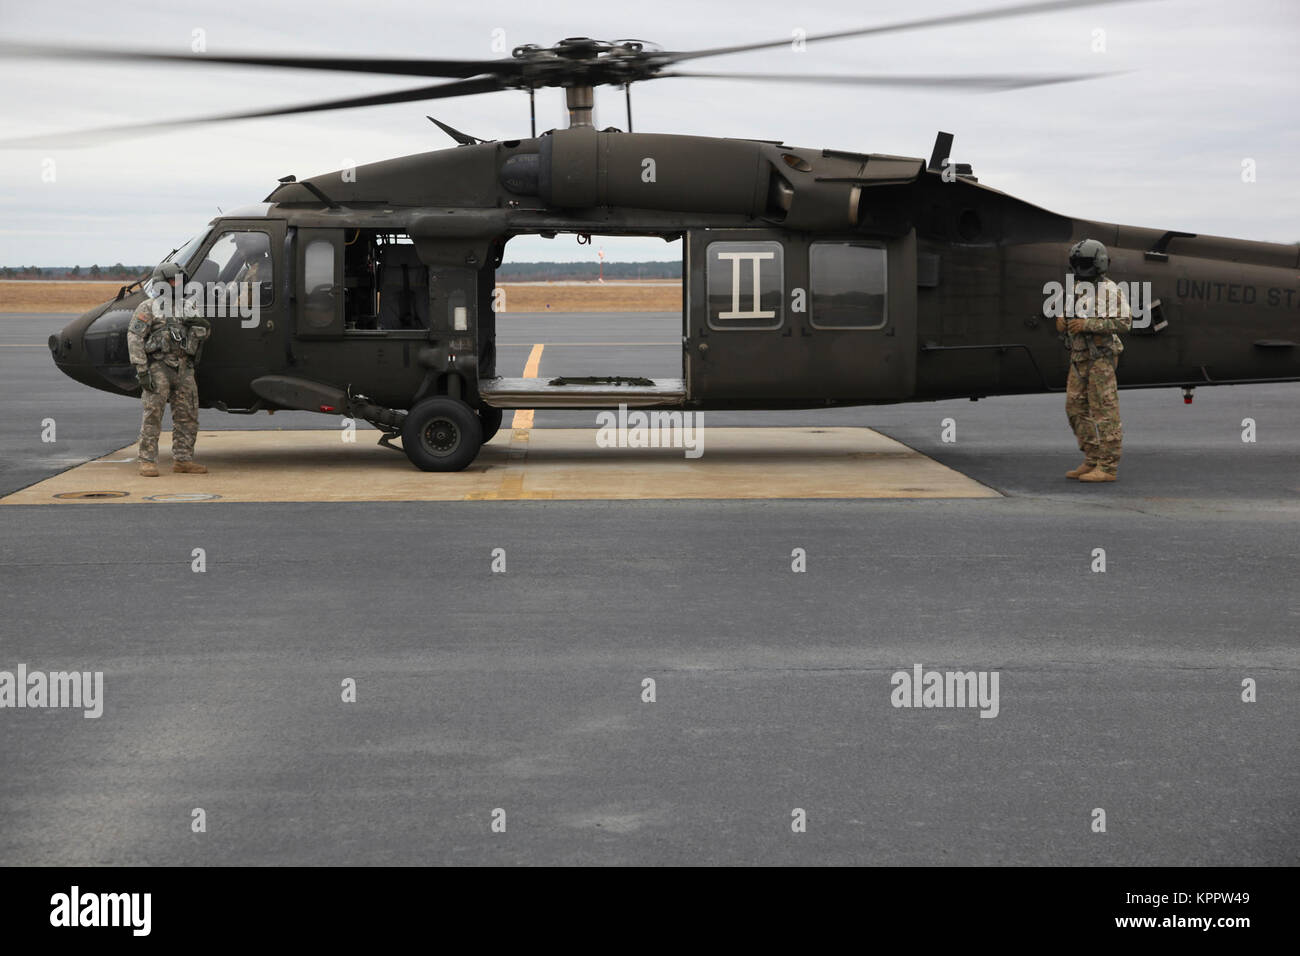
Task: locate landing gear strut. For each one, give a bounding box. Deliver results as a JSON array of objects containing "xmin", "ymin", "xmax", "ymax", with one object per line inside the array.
[{"xmin": 478, "ymin": 404, "xmax": 504, "ymax": 444}]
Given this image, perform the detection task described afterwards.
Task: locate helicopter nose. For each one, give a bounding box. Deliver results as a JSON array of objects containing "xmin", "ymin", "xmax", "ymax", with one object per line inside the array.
[
  {"xmin": 50, "ymin": 309, "xmax": 102, "ymax": 386},
  {"xmin": 50, "ymin": 303, "xmax": 136, "ymax": 393}
]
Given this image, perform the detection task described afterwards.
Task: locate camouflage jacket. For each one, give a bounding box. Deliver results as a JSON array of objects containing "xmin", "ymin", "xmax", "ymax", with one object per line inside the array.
[
  {"xmin": 1068, "ymin": 276, "xmax": 1131, "ymax": 359},
  {"xmin": 126, "ymin": 295, "xmax": 210, "ymax": 369}
]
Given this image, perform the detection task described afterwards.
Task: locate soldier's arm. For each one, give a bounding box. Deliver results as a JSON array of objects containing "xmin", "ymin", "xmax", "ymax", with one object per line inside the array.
[
  {"xmin": 1082, "ymin": 282, "xmax": 1131, "ymax": 333},
  {"xmin": 126, "ymin": 306, "xmax": 151, "ymax": 367}
]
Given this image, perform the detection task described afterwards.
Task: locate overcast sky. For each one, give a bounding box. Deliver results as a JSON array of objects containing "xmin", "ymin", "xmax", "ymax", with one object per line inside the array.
[{"xmin": 1, "ymin": 0, "xmax": 1296, "ymax": 267}]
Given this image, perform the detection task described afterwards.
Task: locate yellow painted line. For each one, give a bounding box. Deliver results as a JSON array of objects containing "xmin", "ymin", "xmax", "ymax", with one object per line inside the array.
[
  {"xmin": 510, "ymin": 343, "xmax": 544, "ymax": 431},
  {"xmin": 522, "ymin": 343, "xmax": 545, "ymax": 377},
  {"xmin": 499, "ymin": 344, "xmax": 542, "ymax": 495}
]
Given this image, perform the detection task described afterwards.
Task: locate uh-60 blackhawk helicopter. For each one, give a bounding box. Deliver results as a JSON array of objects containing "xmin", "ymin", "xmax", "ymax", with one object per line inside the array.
[{"xmin": 15, "ymin": 0, "xmax": 1299, "ymax": 471}]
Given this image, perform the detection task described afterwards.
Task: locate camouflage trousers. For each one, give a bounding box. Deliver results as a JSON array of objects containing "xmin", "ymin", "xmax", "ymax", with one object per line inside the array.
[
  {"xmin": 1066, "ymin": 353, "xmax": 1122, "ymax": 473},
  {"xmin": 138, "ymin": 360, "xmax": 199, "ymax": 463}
]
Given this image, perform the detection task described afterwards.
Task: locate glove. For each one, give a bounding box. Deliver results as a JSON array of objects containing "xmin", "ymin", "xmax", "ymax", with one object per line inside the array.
[
  {"xmin": 135, "ymin": 367, "xmax": 155, "ymax": 392},
  {"xmin": 183, "ymin": 315, "xmax": 212, "ymax": 331}
]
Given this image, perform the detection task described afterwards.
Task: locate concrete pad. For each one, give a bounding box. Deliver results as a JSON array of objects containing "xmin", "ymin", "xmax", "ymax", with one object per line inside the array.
[{"xmin": 0, "ymin": 427, "xmax": 999, "ymax": 503}]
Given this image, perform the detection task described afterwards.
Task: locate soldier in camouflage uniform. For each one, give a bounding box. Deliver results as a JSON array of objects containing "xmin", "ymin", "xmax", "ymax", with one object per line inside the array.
[
  {"xmin": 127, "ymin": 262, "xmax": 212, "ymax": 477},
  {"xmin": 1057, "ymin": 238, "xmax": 1130, "ymax": 482}
]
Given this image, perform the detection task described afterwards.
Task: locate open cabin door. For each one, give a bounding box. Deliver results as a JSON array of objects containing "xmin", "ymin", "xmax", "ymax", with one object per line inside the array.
[{"xmin": 685, "ymin": 228, "xmax": 917, "ymax": 408}]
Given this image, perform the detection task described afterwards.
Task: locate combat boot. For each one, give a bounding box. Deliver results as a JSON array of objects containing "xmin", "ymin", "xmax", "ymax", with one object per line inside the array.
[
  {"xmin": 1078, "ymin": 467, "xmax": 1117, "ymax": 483},
  {"xmin": 139, "ymin": 461, "xmax": 159, "ymax": 477},
  {"xmin": 1066, "ymin": 461, "xmax": 1096, "ymax": 479},
  {"xmin": 172, "ymin": 461, "xmax": 208, "ymax": 474}
]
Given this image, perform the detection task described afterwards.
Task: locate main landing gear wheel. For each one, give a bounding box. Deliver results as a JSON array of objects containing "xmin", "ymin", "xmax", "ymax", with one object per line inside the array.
[
  {"xmin": 401, "ymin": 397, "xmax": 482, "ymax": 472},
  {"xmin": 478, "ymin": 404, "xmax": 504, "ymax": 444}
]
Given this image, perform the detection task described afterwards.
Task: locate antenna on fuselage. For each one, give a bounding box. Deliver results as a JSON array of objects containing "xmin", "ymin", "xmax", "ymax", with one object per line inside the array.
[{"xmin": 425, "ymin": 115, "xmax": 484, "ymax": 146}]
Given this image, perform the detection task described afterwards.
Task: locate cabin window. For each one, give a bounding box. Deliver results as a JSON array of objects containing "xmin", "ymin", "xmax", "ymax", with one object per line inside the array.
[
  {"xmin": 302, "ymin": 239, "xmax": 337, "ymax": 330},
  {"xmin": 809, "ymin": 242, "xmax": 887, "ymax": 329},
  {"xmin": 706, "ymin": 240, "xmax": 783, "ymax": 330}
]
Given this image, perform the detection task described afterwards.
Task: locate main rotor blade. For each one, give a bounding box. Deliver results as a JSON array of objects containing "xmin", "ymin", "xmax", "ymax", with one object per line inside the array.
[
  {"xmin": 0, "ymin": 76, "xmax": 507, "ymax": 148},
  {"xmin": 662, "ymin": 0, "xmax": 1148, "ymax": 64},
  {"xmin": 0, "ymin": 41, "xmax": 523, "ymax": 80},
  {"xmin": 662, "ymin": 70, "xmax": 1125, "ymax": 92}
]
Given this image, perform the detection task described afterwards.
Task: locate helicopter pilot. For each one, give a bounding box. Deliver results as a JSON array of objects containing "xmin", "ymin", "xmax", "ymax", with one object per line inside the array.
[{"xmin": 227, "ymin": 232, "xmax": 272, "ymax": 313}]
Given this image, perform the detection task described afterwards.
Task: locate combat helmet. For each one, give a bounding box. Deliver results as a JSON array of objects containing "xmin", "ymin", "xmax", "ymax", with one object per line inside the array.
[
  {"xmin": 151, "ymin": 261, "xmax": 185, "ymax": 283},
  {"xmin": 232, "ymin": 232, "xmax": 268, "ymax": 256},
  {"xmin": 146, "ymin": 260, "xmax": 185, "ymax": 298},
  {"xmin": 1068, "ymin": 238, "xmax": 1109, "ymax": 278}
]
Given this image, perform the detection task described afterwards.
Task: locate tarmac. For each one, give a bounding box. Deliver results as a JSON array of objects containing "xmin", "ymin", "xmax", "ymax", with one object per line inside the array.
[
  {"xmin": 0, "ymin": 311, "xmax": 1296, "ymax": 865},
  {"xmin": 1, "ymin": 427, "xmax": 998, "ymax": 503}
]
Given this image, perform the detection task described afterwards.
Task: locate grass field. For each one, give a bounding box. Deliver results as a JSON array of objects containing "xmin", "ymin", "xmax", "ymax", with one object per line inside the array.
[{"xmin": 0, "ymin": 280, "xmax": 682, "ymax": 314}]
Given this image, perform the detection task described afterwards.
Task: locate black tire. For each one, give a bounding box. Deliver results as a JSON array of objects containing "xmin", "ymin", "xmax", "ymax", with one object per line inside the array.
[
  {"xmin": 478, "ymin": 404, "xmax": 504, "ymax": 444},
  {"xmin": 401, "ymin": 397, "xmax": 482, "ymax": 472}
]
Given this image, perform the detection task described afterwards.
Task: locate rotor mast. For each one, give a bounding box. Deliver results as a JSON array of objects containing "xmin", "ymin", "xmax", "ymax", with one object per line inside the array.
[{"xmin": 564, "ymin": 85, "xmax": 595, "ymax": 128}]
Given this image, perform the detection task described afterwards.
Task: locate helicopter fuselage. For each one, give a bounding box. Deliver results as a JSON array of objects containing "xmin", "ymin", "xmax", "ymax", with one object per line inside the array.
[{"xmin": 50, "ymin": 127, "xmax": 1300, "ymax": 468}]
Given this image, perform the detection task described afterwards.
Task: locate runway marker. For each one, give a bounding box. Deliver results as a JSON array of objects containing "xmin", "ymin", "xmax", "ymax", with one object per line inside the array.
[
  {"xmin": 488, "ymin": 343, "xmax": 546, "ymax": 497},
  {"xmin": 510, "ymin": 343, "xmax": 544, "ymax": 431}
]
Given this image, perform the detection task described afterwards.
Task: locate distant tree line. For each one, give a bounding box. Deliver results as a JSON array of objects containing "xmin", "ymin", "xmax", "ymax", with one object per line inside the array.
[
  {"xmin": 3, "ymin": 261, "xmax": 680, "ymax": 281},
  {"xmin": 1, "ymin": 264, "xmax": 150, "ymax": 280},
  {"xmin": 498, "ymin": 261, "xmax": 681, "ymax": 281}
]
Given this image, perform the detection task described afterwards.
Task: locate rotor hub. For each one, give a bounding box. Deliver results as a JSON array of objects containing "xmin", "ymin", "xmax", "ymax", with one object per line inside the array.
[{"xmin": 507, "ymin": 37, "xmax": 667, "ymax": 91}]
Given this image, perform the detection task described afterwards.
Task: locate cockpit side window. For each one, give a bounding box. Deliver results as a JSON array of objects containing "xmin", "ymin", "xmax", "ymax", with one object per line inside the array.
[{"xmin": 191, "ymin": 230, "xmax": 274, "ymax": 307}]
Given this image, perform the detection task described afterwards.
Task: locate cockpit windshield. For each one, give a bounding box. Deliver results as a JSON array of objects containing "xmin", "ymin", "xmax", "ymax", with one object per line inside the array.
[
  {"xmin": 165, "ymin": 232, "xmax": 208, "ymax": 271},
  {"xmin": 142, "ymin": 232, "xmax": 209, "ymax": 299}
]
